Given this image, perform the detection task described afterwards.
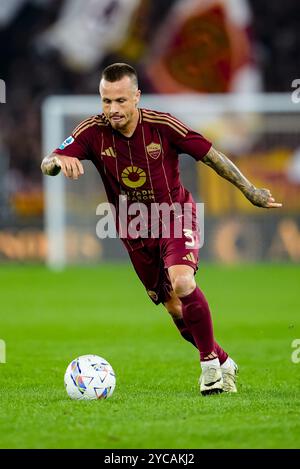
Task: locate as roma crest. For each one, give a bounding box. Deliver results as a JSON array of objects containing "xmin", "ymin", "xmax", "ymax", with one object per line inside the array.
[{"xmin": 146, "ymin": 142, "xmax": 161, "ymax": 159}]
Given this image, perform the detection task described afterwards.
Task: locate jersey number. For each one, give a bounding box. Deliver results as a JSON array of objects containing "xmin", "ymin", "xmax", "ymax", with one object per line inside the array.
[{"xmin": 183, "ymin": 229, "xmax": 196, "ymax": 248}]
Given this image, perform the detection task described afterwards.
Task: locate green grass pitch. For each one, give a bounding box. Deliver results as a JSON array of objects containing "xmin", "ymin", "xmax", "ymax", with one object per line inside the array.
[{"xmin": 0, "ymin": 263, "xmax": 299, "ymax": 449}]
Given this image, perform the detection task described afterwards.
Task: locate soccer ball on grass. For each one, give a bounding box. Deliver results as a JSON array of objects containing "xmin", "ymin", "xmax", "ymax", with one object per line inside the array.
[{"xmin": 64, "ymin": 354, "xmax": 116, "ymax": 400}]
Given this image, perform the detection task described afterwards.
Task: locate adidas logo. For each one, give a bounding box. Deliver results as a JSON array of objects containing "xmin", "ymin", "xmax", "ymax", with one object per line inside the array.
[
  {"xmin": 101, "ymin": 147, "xmax": 116, "ymax": 157},
  {"xmin": 182, "ymin": 252, "xmax": 196, "ymax": 263},
  {"xmin": 203, "ymin": 352, "xmax": 218, "ymax": 360}
]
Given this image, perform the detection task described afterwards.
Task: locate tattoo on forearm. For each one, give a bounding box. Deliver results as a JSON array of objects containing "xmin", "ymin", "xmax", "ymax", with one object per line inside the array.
[
  {"xmin": 41, "ymin": 155, "xmax": 61, "ymax": 176},
  {"xmin": 203, "ymin": 147, "xmax": 254, "ymax": 194},
  {"xmin": 202, "ymin": 147, "xmax": 271, "ymax": 207}
]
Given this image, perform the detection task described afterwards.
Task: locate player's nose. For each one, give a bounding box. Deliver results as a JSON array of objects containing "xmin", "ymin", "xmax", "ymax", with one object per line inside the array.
[{"xmin": 110, "ymin": 103, "xmax": 121, "ymax": 114}]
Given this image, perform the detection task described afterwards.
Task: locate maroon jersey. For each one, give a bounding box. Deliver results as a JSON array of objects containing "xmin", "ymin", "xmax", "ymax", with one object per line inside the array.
[{"xmin": 54, "ymin": 108, "xmax": 211, "ymax": 251}]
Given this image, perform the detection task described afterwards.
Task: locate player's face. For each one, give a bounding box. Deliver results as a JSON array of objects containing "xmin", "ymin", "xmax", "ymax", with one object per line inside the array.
[{"xmin": 100, "ymin": 76, "xmax": 141, "ymax": 132}]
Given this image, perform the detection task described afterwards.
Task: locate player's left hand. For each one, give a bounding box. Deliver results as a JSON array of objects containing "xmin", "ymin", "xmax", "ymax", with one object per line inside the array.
[{"xmin": 247, "ymin": 188, "xmax": 282, "ymax": 208}]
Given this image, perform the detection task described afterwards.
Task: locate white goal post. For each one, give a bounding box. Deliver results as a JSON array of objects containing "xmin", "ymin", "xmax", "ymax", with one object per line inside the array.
[{"xmin": 42, "ymin": 93, "xmax": 298, "ymax": 269}]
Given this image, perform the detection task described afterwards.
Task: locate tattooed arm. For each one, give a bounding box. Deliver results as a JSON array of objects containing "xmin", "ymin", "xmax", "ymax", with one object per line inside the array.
[
  {"xmin": 202, "ymin": 147, "xmax": 282, "ymax": 208},
  {"xmin": 41, "ymin": 153, "xmax": 84, "ymax": 179}
]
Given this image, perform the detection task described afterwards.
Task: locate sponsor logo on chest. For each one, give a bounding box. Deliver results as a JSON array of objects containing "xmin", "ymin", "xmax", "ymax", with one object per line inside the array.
[{"xmin": 121, "ymin": 166, "xmax": 147, "ymax": 188}]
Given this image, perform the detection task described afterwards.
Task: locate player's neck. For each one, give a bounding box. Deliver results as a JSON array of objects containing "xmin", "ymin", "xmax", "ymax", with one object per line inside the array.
[{"xmin": 118, "ymin": 109, "xmax": 139, "ymax": 138}]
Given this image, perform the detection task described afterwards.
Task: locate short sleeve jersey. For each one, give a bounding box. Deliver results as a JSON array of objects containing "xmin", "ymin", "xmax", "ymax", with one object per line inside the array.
[{"xmin": 54, "ymin": 109, "xmax": 212, "ymax": 247}]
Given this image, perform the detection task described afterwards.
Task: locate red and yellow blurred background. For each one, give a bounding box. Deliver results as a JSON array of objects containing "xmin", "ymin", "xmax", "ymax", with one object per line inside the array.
[{"xmin": 0, "ymin": 0, "xmax": 299, "ymax": 264}]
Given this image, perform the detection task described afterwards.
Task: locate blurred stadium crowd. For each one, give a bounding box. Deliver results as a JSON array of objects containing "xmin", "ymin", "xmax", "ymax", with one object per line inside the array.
[
  {"xmin": 0, "ymin": 0, "xmax": 299, "ymax": 189},
  {"xmin": 0, "ymin": 0, "xmax": 299, "ymax": 263}
]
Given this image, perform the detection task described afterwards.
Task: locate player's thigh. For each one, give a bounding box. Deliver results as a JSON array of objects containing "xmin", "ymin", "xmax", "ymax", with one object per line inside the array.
[
  {"xmin": 160, "ymin": 227, "xmax": 199, "ymax": 294},
  {"xmin": 128, "ymin": 241, "xmax": 171, "ymax": 305},
  {"xmin": 128, "ymin": 241, "xmax": 159, "ymax": 285},
  {"xmin": 161, "ymin": 224, "xmax": 200, "ymax": 271}
]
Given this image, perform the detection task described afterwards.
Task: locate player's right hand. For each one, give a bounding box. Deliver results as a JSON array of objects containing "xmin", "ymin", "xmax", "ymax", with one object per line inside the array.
[{"xmin": 53, "ymin": 155, "xmax": 84, "ymax": 180}]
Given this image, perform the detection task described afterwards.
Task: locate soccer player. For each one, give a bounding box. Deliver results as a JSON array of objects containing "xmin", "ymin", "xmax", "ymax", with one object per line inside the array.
[{"xmin": 41, "ymin": 63, "xmax": 282, "ymax": 395}]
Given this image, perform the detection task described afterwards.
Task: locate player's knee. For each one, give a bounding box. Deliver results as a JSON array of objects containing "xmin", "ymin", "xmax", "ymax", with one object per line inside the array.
[
  {"xmin": 172, "ymin": 275, "xmax": 196, "ymax": 298},
  {"xmin": 164, "ymin": 297, "xmax": 182, "ymax": 319}
]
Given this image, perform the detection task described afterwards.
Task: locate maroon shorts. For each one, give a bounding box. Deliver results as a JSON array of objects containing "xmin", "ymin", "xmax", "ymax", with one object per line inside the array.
[{"xmin": 127, "ymin": 227, "xmax": 200, "ymax": 305}]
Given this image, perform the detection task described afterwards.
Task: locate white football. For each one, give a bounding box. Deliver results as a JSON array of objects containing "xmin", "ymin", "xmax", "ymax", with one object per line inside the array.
[{"xmin": 64, "ymin": 354, "xmax": 116, "ymax": 400}]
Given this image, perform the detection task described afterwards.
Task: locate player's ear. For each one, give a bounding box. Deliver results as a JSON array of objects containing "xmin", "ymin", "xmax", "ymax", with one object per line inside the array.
[{"xmin": 135, "ymin": 89, "xmax": 141, "ymax": 107}]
